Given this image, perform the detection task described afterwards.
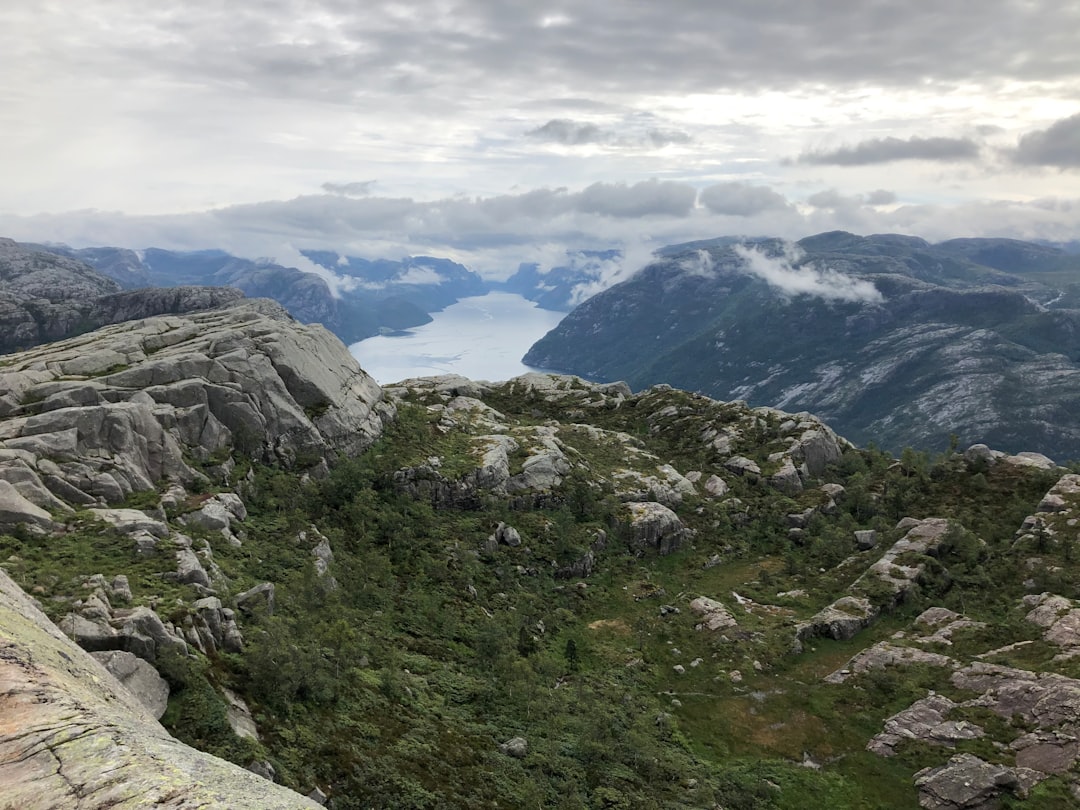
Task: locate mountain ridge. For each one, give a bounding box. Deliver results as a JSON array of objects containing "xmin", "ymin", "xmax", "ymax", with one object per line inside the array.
[{"xmin": 524, "ymin": 231, "xmax": 1080, "ymax": 460}]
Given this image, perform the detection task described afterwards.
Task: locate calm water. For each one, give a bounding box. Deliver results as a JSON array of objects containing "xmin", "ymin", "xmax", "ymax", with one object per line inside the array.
[{"xmin": 348, "ymin": 292, "xmax": 566, "ymax": 384}]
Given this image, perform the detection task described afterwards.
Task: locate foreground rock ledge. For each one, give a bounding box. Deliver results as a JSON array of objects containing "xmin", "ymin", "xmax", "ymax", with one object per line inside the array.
[{"xmin": 0, "ymin": 568, "xmax": 320, "ymax": 809}]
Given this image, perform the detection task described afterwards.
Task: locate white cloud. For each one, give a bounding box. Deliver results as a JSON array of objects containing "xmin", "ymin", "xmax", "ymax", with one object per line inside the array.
[{"xmin": 732, "ymin": 244, "xmax": 885, "ymax": 303}]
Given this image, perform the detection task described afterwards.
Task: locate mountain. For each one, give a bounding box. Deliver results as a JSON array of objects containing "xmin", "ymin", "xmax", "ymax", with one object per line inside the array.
[
  {"xmin": 0, "ymin": 238, "xmax": 245, "ymax": 355},
  {"xmin": 302, "ymin": 251, "xmax": 488, "ymax": 312},
  {"xmin": 3, "ymin": 301, "xmax": 1080, "ymax": 807},
  {"xmin": 35, "ymin": 244, "xmax": 442, "ymax": 345},
  {"xmin": 524, "ymin": 232, "xmax": 1080, "ymax": 461},
  {"xmin": 500, "ymin": 249, "xmax": 624, "ymax": 311}
]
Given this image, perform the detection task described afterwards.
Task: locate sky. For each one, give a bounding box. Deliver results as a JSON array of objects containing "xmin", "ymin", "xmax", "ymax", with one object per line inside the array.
[{"xmin": 2, "ymin": 0, "xmax": 1079, "ymax": 280}]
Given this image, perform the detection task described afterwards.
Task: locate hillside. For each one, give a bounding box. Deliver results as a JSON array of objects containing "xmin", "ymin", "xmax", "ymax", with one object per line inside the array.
[
  {"xmin": 35, "ymin": 242, "xmax": 491, "ymax": 345},
  {"xmin": 524, "ymin": 232, "xmax": 1080, "ymax": 461},
  {"xmin": 0, "ymin": 237, "xmax": 246, "ymax": 355},
  {"xmin": 3, "ymin": 303, "xmax": 1080, "ymax": 808}
]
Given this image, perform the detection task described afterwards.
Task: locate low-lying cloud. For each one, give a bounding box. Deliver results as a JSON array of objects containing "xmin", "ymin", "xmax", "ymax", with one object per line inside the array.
[
  {"xmin": 798, "ymin": 136, "xmax": 980, "ymax": 166},
  {"xmin": 733, "ymin": 243, "xmax": 884, "ymax": 303},
  {"xmin": 321, "ymin": 181, "xmax": 377, "ymax": 197},
  {"xmin": 699, "ymin": 182, "xmax": 791, "ymax": 216},
  {"xmin": 1012, "ymin": 113, "xmax": 1080, "ymax": 168},
  {"xmin": 525, "ymin": 118, "xmax": 692, "ymax": 150},
  {"xmin": 807, "ymin": 188, "xmax": 897, "ymax": 209}
]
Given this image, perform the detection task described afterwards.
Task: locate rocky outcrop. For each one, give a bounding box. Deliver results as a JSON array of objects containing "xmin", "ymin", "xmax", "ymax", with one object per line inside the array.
[
  {"xmin": 869, "ymin": 694, "xmax": 984, "ymax": 758},
  {"xmin": 0, "ymin": 568, "xmax": 321, "ymax": 809},
  {"xmin": 0, "ymin": 302, "xmax": 391, "ymax": 512},
  {"xmin": 0, "ymin": 238, "xmax": 252, "ymax": 355},
  {"xmin": 688, "ymin": 596, "xmax": 737, "ymax": 632},
  {"xmin": 913, "ymin": 753, "xmax": 1028, "ymax": 809},
  {"xmin": 89, "ymin": 650, "xmax": 170, "ymax": 719},
  {"xmin": 522, "ymin": 231, "xmax": 1080, "ymax": 460},
  {"xmin": 796, "ymin": 518, "xmax": 952, "ymax": 649},
  {"xmin": 1024, "ymin": 593, "xmax": 1080, "ymax": 659},
  {"xmin": 622, "ymin": 502, "xmax": 687, "ymax": 555}
]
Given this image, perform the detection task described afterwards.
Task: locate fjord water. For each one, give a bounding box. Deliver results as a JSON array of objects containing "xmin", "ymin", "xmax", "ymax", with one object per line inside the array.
[{"xmin": 348, "ymin": 292, "xmax": 565, "ymax": 384}]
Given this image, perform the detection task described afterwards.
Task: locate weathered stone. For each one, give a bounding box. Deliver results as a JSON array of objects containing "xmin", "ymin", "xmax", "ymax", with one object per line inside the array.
[
  {"xmin": 790, "ymin": 428, "xmax": 844, "ymax": 476},
  {"xmin": 769, "ymin": 457, "xmax": 803, "ymax": 494},
  {"xmin": 963, "ymin": 443, "xmax": 1000, "ymax": 468},
  {"xmin": 110, "ymin": 606, "xmax": 188, "ymax": 663},
  {"xmin": 90, "ymin": 650, "xmax": 170, "ymax": 719},
  {"xmin": 1003, "ymin": 452, "xmax": 1057, "ymax": 470},
  {"xmin": 223, "ymin": 687, "xmax": 260, "ymax": 741},
  {"xmin": 914, "ymin": 753, "xmax": 1020, "ymax": 809},
  {"xmin": 0, "ymin": 479, "xmax": 55, "ymax": 531},
  {"xmin": 703, "ymin": 474, "xmax": 729, "ymax": 498},
  {"xmin": 854, "ymin": 529, "xmax": 878, "ymax": 550},
  {"xmin": 826, "ymin": 642, "xmax": 956, "ymax": 685},
  {"xmin": 499, "ymin": 736, "xmax": 528, "ymax": 758},
  {"xmin": 490, "ymin": 522, "xmax": 522, "ymax": 547},
  {"xmin": 175, "ymin": 547, "xmax": 211, "ymax": 589},
  {"xmin": 622, "ymin": 501, "xmax": 687, "ymax": 555},
  {"xmin": 110, "ymin": 574, "xmax": 132, "ymax": 602},
  {"xmin": 688, "ymin": 596, "xmax": 737, "ymax": 632},
  {"xmin": 724, "ymin": 456, "xmax": 761, "ymax": 477},
  {"xmin": 868, "ymin": 694, "xmax": 982, "ymax": 757},
  {"xmin": 0, "ymin": 568, "xmax": 321, "ymax": 809},
  {"xmin": 88, "ymin": 507, "xmax": 170, "ymax": 538},
  {"xmin": 0, "ymin": 302, "xmax": 392, "ymax": 518},
  {"xmin": 236, "ymin": 582, "xmax": 276, "ymax": 616}
]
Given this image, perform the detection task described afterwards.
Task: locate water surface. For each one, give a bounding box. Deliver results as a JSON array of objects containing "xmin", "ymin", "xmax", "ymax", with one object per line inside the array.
[{"xmin": 349, "ymin": 292, "xmax": 565, "ymax": 384}]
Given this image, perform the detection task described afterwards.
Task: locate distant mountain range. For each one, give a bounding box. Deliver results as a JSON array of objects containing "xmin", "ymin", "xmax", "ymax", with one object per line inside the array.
[
  {"xmin": 524, "ymin": 231, "xmax": 1080, "ymax": 460},
  {"xmin": 20, "ymin": 243, "xmax": 489, "ymax": 346},
  {"xmin": 498, "ymin": 249, "xmax": 624, "ymax": 311}
]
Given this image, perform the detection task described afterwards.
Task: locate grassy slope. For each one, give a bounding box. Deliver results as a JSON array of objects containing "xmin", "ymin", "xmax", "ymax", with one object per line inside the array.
[{"xmin": 1, "ymin": 385, "xmax": 1073, "ymax": 809}]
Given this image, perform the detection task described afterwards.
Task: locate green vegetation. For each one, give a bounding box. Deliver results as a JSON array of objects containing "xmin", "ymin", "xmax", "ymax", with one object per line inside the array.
[{"xmin": 3, "ymin": 384, "xmax": 1077, "ymax": 808}]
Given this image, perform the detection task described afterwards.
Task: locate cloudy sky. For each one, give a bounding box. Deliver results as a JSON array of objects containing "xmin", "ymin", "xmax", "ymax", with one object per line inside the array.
[{"xmin": 2, "ymin": 0, "xmax": 1079, "ymax": 278}]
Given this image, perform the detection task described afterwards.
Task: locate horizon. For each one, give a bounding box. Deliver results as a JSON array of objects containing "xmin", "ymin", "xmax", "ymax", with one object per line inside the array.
[{"xmin": 2, "ymin": 2, "xmax": 1078, "ymax": 285}]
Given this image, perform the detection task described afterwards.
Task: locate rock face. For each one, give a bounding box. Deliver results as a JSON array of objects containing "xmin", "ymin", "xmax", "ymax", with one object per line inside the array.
[
  {"xmin": 89, "ymin": 650, "xmax": 170, "ymax": 719},
  {"xmin": 622, "ymin": 502, "xmax": 687, "ymax": 555},
  {"xmin": 914, "ymin": 753, "xmax": 1023, "ymax": 810},
  {"xmin": 0, "ymin": 568, "xmax": 321, "ymax": 809},
  {"xmin": 0, "ymin": 301, "xmax": 391, "ymax": 513}
]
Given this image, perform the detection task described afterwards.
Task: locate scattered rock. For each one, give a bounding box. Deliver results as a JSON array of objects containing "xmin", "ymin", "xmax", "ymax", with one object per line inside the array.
[
  {"xmin": 868, "ymin": 694, "xmax": 983, "ymax": 757},
  {"xmin": 490, "ymin": 522, "xmax": 522, "ymax": 547},
  {"xmin": 235, "ymin": 582, "xmax": 276, "ymax": 616},
  {"xmin": 724, "ymin": 456, "xmax": 761, "ymax": 477},
  {"xmin": 703, "ymin": 474, "xmax": 729, "ymax": 498},
  {"xmin": 825, "ymin": 641, "xmax": 956, "ymax": 684},
  {"xmin": 499, "ymin": 736, "xmax": 528, "ymax": 758},
  {"xmin": 854, "ymin": 529, "xmax": 878, "ymax": 550},
  {"xmin": 914, "ymin": 753, "xmax": 1021, "ymax": 809},
  {"xmin": 689, "ymin": 596, "xmax": 737, "ymax": 632}
]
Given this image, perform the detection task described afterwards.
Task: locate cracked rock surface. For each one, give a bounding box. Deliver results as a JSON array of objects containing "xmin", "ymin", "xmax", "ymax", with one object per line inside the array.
[{"xmin": 0, "ymin": 568, "xmax": 320, "ymax": 809}]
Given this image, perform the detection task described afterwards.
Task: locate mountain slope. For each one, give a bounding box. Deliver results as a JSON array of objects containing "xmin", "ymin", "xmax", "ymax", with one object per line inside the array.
[
  {"xmin": 3, "ymin": 299, "xmax": 1080, "ymax": 807},
  {"xmin": 0, "ymin": 239, "xmax": 246, "ymax": 355},
  {"xmin": 524, "ymin": 232, "xmax": 1080, "ymax": 460}
]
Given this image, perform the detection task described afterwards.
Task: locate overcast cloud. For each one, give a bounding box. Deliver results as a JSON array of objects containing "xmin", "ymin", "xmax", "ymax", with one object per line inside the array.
[
  {"xmin": 798, "ymin": 136, "xmax": 981, "ymax": 166},
  {"xmin": 1012, "ymin": 113, "xmax": 1080, "ymax": 168},
  {"xmin": 1, "ymin": 1, "xmax": 1079, "ymax": 275}
]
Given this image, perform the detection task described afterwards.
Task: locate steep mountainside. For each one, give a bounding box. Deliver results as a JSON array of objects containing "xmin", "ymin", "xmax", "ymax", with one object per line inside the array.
[
  {"xmin": 500, "ymin": 249, "xmax": 623, "ymax": 311},
  {"xmin": 39, "ymin": 243, "xmax": 492, "ymax": 345},
  {"xmin": 302, "ymin": 251, "xmax": 488, "ymax": 313},
  {"xmin": 0, "ymin": 239, "xmax": 244, "ymax": 355},
  {"xmin": 4, "ymin": 304, "xmax": 1080, "ymax": 808},
  {"xmin": 524, "ymin": 232, "xmax": 1080, "ymax": 460}
]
